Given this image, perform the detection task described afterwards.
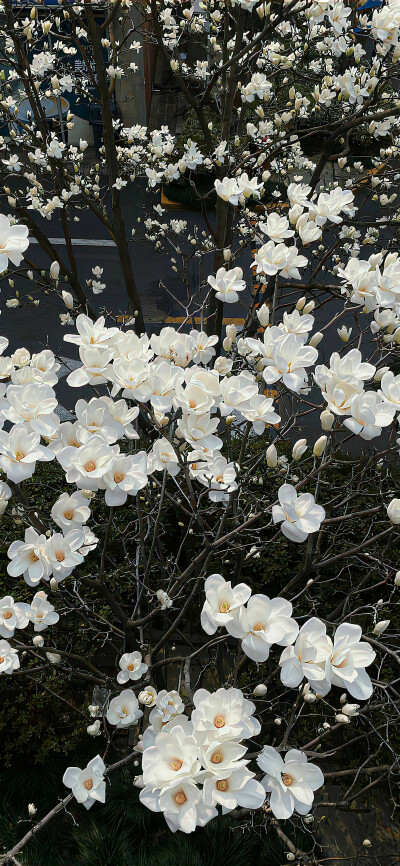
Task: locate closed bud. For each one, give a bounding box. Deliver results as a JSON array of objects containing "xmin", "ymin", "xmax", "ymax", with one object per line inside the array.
[
  {"xmin": 336, "ymin": 713, "xmax": 351, "ymax": 724},
  {"xmin": 292, "ymin": 438, "xmax": 307, "ymax": 461},
  {"xmin": 46, "ymin": 652, "xmax": 61, "ymax": 665},
  {"xmin": 256, "ymin": 303, "xmax": 269, "ymax": 327},
  {"xmin": 373, "ymin": 620, "xmax": 390, "ymax": 635},
  {"xmin": 374, "ymin": 366, "xmax": 390, "ymax": 382},
  {"xmin": 253, "ymin": 684, "xmax": 267, "ymax": 697},
  {"xmin": 62, "ymin": 290, "xmax": 73, "ymax": 310},
  {"xmin": 33, "ymin": 635, "xmax": 44, "ymax": 647},
  {"xmin": 313, "ymin": 435, "xmax": 327, "ymax": 457},
  {"xmin": 87, "ymin": 719, "xmax": 101, "ymax": 736},
  {"xmin": 394, "ymin": 572, "xmax": 400, "ymax": 586},
  {"xmin": 50, "ymin": 578, "xmax": 58, "ymax": 591},
  {"xmin": 320, "ymin": 409, "xmax": 334, "ymax": 431},
  {"xmin": 296, "ymin": 296, "xmax": 306, "ymax": 311},
  {"xmin": 223, "ymin": 248, "xmax": 232, "ymax": 261},
  {"xmin": 303, "ymin": 300, "xmax": 315, "ymax": 314},
  {"xmin": 226, "ymin": 324, "xmax": 237, "ymax": 339},
  {"xmin": 387, "ymin": 498, "xmax": 400, "ymax": 524},
  {"xmin": 309, "ymin": 331, "xmax": 323, "ymax": 348},
  {"xmin": 266, "ymin": 444, "xmax": 277, "ymax": 467},
  {"xmin": 50, "ymin": 261, "xmax": 60, "ymax": 280}
]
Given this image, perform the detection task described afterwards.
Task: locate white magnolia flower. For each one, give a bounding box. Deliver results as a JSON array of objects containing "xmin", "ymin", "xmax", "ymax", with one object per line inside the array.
[
  {"xmin": 7, "ymin": 527, "xmax": 50, "ymax": 586},
  {"xmin": 149, "ymin": 690, "xmax": 185, "ymax": 731},
  {"xmin": 0, "ymin": 595, "xmax": 30, "ymax": 638},
  {"xmin": 177, "ymin": 413, "xmax": 222, "ymax": 453},
  {"xmin": 200, "ymin": 574, "xmax": 251, "ymax": 635},
  {"xmin": 378, "ymin": 371, "xmax": 400, "ymax": 412},
  {"xmin": 191, "ymin": 688, "xmax": 261, "ymax": 745},
  {"xmin": 140, "ymin": 778, "xmax": 202, "ymax": 834},
  {"xmin": 194, "ymin": 455, "xmax": 238, "ymax": 503},
  {"xmin": 259, "ymin": 213, "xmax": 294, "ymax": 243},
  {"xmin": 279, "ymin": 618, "xmax": 332, "ymax": 690},
  {"xmin": 0, "ymin": 639, "xmax": 19, "ymax": 675},
  {"xmin": 272, "ymin": 484, "xmax": 325, "ymax": 543},
  {"xmin": 117, "ymin": 651, "xmax": 148, "ymax": 684},
  {"xmin": 226, "ymin": 595, "xmax": 298, "ymax": 663},
  {"xmin": 73, "ymin": 398, "xmax": 125, "ymax": 445},
  {"xmin": 257, "ymin": 747, "xmax": 324, "ymax": 818},
  {"xmin": 321, "ymin": 623, "xmax": 376, "ymax": 700},
  {"xmin": 57, "ymin": 436, "xmax": 118, "ymax": 491},
  {"xmin": 63, "ymin": 756, "xmax": 106, "ymax": 809},
  {"xmin": 263, "ymin": 334, "xmax": 318, "ymax": 394},
  {"xmin": 241, "ymin": 394, "xmax": 281, "ymax": 434},
  {"xmin": 46, "ymin": 530, "xmax": 85, "ymax": 582},
  {"xmin": 0, "ymin": 215, "xmax": 29, "ymax": 272},
  {"xmin": 203, "ymin": 766, "xmax": 265, "ymax": 814},
  {"xmin": 106, "ymin": 689, "xmax": 143, "ymax": 727},
  {"xmin": 29, "ymin": 591, "xmax": 59, "ymax": 632},
  {"xmin": 344, "ymin": 392, "xmax": 395, "ymax": 440},
  {"xmin": 51, "ymin": 492, "xmax": 91, "ymax": 533},
  {"xmin": 101, "ymin": 452, "xmax": 148, "ymax": 506},
  {"xmin": 214, "ymin": 177, "xmax": 241, "ymax": 206},
  {"xmin": 190, "ymin": 331, "xmax": 218, "ymax": 365},
  {"xmin": 199, "ymin": 739, "xmax": 248, "ymax": 778},
  {"xmin": 207, "ymin": 266, "xmax": 246, "ymax": 304},
  {"xmin": 142, "ymin": 723, "xmax": 201, "ymax": 788},
  {"xmin": 0, "ymin": 423, "xmax": 53, "ymax": 482},
  {"xmin": 64, "ymin": 314, "xmax": 119, "ymax": 350},
  {"xmin": 67, "ymin": 346, "xmax": 114, "ymax": 387},
  {"xmin": 219, "ymin": 372, "xmax": 258, "ymax": 417},
  {"xmin": 149, "ymin": 439, "xmax": 180, "ymax": 477}
]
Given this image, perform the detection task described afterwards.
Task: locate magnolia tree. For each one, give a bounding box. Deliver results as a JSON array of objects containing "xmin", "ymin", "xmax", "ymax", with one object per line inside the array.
[{"xmin": 0, "ymin": 0, "xmax": 400, "ymax": 862}]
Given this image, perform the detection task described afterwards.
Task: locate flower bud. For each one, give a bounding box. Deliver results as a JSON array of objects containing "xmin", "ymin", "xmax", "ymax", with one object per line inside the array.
[
  {"xmin": 394, "ymin": 572, "xmax": 400, "ymax": 586},
  {"xmin": 223, "ymin": 248, "xmax": 232, "ymax": 261},
  {"xmin": 62, "ymin": 290, "xmax": 73, "ymax": 310},
  {"xmin": 50, "ymin": 261, "xmax": 60, "ymax": 280},
  {"xmin": 253, "ymin": 684, "xmax": 267, "ymax": 697},
  {"xmin": 363, "ymin": 840, "xmax": 372, "ymax": 847},
  {"xmin": 28, "ymin": 803, "xmax": 37, "ymax": 816},
  {"xmin": 296, "ymin": 296, "xmax": 306, "ymax": 311},
  {"xmin": 387, "ymin": 498, "xmax": 400, "ymax": 525},
  {"xmin": 374, "ymin": 366, "xmax": 390, "ymax": 382},
  {"xmin": 139, "ymin": 687, "xmax": 157, "ymax": 707},
  {"xmin": 303, "ymin": 300, "xmax": 315, "ymax": 314},
  {"xmin": 157, "ymin": 589, "xmax": 172, "ymax": 609},
  {"xmin": 50, "ymin": 578, "xmax": 58, "ymax": 591},
  {"xmin": 320, "ymin": 410, "xmax": 334, "ymax": 431},
  {"xmin": 46, "ymin": 652, "xmax": 61, "ymax": 665},
  {"xmin": 87, "ymin": 719, "xmax": 101, "ymax": 737},
  {"xmin": 226, "ymin": 324, "xmax": 237, "ymax": 340},
  {"xmin": 309, "ymin": 331, "xmax": 323, "ymax": 348},
  {"xmin": 342, "ymin": 703, "xmax": 359, "ymax": 717},
  {"xmin": 256, "ymin": 303, "xmax": 269, "ymax": 327},
  {"xmin": 266, "ymin": 444, "xmax": 277, "ymax": 467},
  {"xmin": 337, "ymin": 325, "xmax": 352, "ymax": 343},
  {"xmin": 33, "ymin": 635, "xmax": 44, "ymax": 647},
  {"xmin": 304, "ymin": 692, "xmax": 317, "ymax": 703},
  {"xmin": 292, "ymin": 438, "xmax": 307, "ymax": 461},
  {"xmin": 373, "ymin": 620, "xmax": 390, "ymax": 635},
  {"xmin": 313, "ymin": 435, "xmax": 327, "ymax": 457},
  {"xmin": 335, "ymin": 713, "xmax": 351, "ymax": 724}
]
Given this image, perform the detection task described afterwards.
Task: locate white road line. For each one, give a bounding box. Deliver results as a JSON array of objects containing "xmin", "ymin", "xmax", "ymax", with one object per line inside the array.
[{"xmin": 31, "ymin": 237, "xmax": 116, "ymax": 247}]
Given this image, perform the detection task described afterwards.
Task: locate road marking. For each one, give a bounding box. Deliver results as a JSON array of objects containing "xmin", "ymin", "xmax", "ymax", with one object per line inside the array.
[{"xmin": 31, "ymin": 237, "xmax": 116, "ymax": 247}]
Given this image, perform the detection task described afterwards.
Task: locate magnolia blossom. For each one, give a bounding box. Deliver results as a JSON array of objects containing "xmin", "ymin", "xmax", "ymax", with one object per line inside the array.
[
  {"xmin": 29, "ymin": 591, "xmax": 59, "ymax": 632},
  {"xmin": 191, "ymin": 688, "xmax": 261, "ymax": 745},
  {"xmin": 241, "ymin": 394, "xmax": 281, "ymax": 434},
  {"xmin": 194, "ymin": 455, "xmax": 238, "ymax": 502},
  {"xmin": 0, "ymin": 595, "xmax": 30, "ymax": 638},
  {"xmin": 203, "ymin": 766, "xmax": 265, "ymax": 814},
  {"xmin": 46, "ymin": 530, "xmax": 85, "ymax": 582},
  {"xmin": 207, "ymin": 266, "xmax": 246, "ymax": 304},
  {"xmin": 117, "ymin": 651, "xmax": 148, "ymax": 684},
  {"xmin": 201, "ymin": 574, "xmax": 251, "ymax": 635},
  {"xmin": 344, "ymin": 392, "xmax": 395, "ymax": 440},
  {"xmin": 257, "ymin": 747, "xmax": 324, "ymax": 818},
  {"xmin": 321, "ymin": 623, "xmax": 375, "ymax": 700},
  {"xmin": 101, "ymin": 452, "xmax": 148, "ymax": 506},
  {"xmin": 63, "ymin": 756, "xmax": 106, "ymax": 809},
  {"xmin": 0, "ymin": 423, "xmax": 53, "ymax": 482},
  {"xmin": 51, "ymin": 492, "xmax": 91, "ymax": 532},
  {"xmin": 106, "ymin": 689, "xmax": 143, "ymax": 727},
  {"xmin": 0, "ymin": 215, "xmax": 29, "ymax": 271},
  {"xmin": 140, "ymin": 778, "xmax": 203, "ymax": 834},
  {"xmin": 149, "ymin": 690, "xmax": 185, "ymax": 731},
  {"xmin": 0, "ymin": 639, "xmax": 19, "ymax": 675},
  {"xmin": 279, "ymin": 618, "xmax": 331, "ymax": 689},
  {"xmin": 149, "ymin": 439, "xmax": 180, "ymax": 476},
  {"xmin": 142, "ymin": 723, "xmax": 200, "ymax": 788},
  {"xmin": 226, "ymin": 595, "xmax": 298, "ymax": 663},
  {"xmin": 57, "ymin": 437, "xmax": 118, "ymax": 491},
  {"xmin": 7, "ymin": 527, "xmax": 49, "ymax": 586},
  {"xmin": 272, "ymin": 484, "xmax": 325, "ymax": 543},
  {"xmin": 263, "ymin": 335, "xmax": 318, "ymax": 394}
]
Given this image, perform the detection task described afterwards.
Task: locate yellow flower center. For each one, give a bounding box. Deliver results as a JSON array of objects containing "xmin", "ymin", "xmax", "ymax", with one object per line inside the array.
[
  {"xmin": 253, "ymin": 622, "xmax": 264, "ymax": 632},
  {"xmin": 170, "ymin": 759, "xmax": 183, "ymax": 771},
  {"xmin": 211, "ymin": 752, "xmax": 222, "ymax": 764},
  {"xmin": 282, "ymin": 773, "xmax": 293, "ymax": 787},
  {"xmin": 219, "ymin": 602, "xmax": 230, "ymax": 613},
  {"xmin": 0, "ymin": 656, "xmax": 4, "ymax": 664},
  {"xmin": 84, "ymin": 778, "xmax": 93, "ymax": 791},
  {"xmin": 3, "ymin": 611, "xmax": 12, "ymax": 620},
  {"xmin": 114, "ymin": 472, "xmax": 124, "ymax": 483},
  {"xmin": 30, "ymin": 552, "xmax": 39, "ymax": 563},
  {"xmin": 126, "ymin": 664, "xmax": 135, "ymax": 671},
  {"xmin": 15, "ymin": 450, "xmax": 25, "ymax": 461},
  {"xmin": 216, "ymin": 779, "xmax": 228, "ymax": 792},
  {"xmin": 84, "ymin": 461, "xmax": 96, "ymax": 473},
  {"xmin": 55, "ymin": 551, "xmax": 65, "ymax": 562},
  {"xmin": 214, "ymin": 715, "xmax": 225, "ymax": 729},
  {"xmin": 174, "ymin": 791, "xmax": 187, "ymax": 805},
  {"xmin": 64, "ymin": 510, "xmax": 74, "ymax": 520}
]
